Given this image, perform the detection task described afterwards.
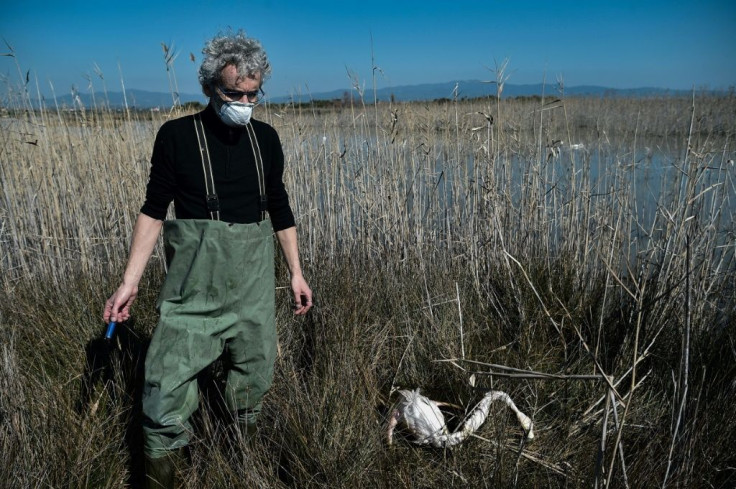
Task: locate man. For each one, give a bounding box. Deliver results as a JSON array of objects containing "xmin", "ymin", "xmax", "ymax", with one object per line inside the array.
[{"xmin": 103, "ymin": 31, "xmax": 312, "ymax": 487}]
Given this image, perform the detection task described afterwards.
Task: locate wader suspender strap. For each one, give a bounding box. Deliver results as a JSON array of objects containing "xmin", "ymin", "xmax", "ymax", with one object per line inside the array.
[
  {"xmin": 245, "ymin": 122, "xmax": 268, "ymax": 222},
  {"xmin": 193, "ymin": 114, "xmax": 268, "ymax": 222},
  {"xmin": 193, "ymin": 114, "xmax": 220, "ymax": 221}
]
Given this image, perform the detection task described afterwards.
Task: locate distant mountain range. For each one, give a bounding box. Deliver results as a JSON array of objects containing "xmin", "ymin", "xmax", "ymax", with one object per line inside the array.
[
  {"xmin": 31, "ymin": 89, "xmax": 207, "ymax": 110},
  {"xmin": 28, "ymin": 80, "xmax": 698, "ymax": 109},
  {"xmin": 272, "ymin": 80, "xmax": 695, "ymax": 104}
]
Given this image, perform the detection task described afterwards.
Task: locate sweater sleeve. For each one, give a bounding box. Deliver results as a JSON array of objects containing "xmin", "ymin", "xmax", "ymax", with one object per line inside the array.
[
  {"xmin": 266, "ymin": 127, "xmax": 296, "ymax": 231},
  {"xmin": 140, "ymin": 122, "xmax": 177, "ymax": 220}
]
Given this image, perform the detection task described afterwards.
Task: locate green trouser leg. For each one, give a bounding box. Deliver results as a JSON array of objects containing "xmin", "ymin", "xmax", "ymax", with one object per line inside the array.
[
  {"xmin": 144, "ymin": 448, "xmax": 188, "ymax": 489},
  {"xmin": 142, "ymin": 219, "xmax": 277, "ymax": 458}
]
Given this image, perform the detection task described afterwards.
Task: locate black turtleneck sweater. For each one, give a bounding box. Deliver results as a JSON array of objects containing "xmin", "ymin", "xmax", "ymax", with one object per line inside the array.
[{"xmin": 140, "ymin": 104, "xmax": 295, "ymax": 231}]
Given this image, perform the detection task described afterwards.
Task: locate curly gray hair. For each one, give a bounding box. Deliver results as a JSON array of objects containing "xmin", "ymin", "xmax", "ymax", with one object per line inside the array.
[{"xmin": 197, "ymin": 30, "xmax": 271, "ymax": 94}]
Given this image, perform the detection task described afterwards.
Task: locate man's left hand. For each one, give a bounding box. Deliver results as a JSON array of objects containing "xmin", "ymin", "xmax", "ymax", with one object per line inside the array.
[{"xmin": 291, "ymin": 275, "xmax": 313, "ymax": 315}]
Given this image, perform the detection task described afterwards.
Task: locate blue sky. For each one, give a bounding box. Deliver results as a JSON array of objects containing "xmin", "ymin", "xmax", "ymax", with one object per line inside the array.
[{"xmin": 2, "ymin": 0, "xmax": 734, "ymax": 100}]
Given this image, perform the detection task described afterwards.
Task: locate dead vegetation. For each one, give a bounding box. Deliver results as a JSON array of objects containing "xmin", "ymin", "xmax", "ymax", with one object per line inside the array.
[{"xmin": 1, "ymin": 79, "xmax": 735, "ymax": 487}]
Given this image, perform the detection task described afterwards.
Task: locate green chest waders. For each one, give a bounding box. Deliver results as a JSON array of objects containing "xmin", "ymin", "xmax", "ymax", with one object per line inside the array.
[{"xmin": 142, "ymin": 115, "xmax": 276, "ymax": 458}]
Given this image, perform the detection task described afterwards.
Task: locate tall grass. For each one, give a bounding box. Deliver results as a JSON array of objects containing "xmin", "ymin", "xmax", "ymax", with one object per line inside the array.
[{"xmin": 1, "ymin": 71, "xmax": 735, "ymax": 488}]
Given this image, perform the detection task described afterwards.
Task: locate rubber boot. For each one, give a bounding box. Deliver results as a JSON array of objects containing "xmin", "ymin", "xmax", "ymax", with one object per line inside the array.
[
  {"xmin": 144, "ymin": 447, "xmax": 187, "ymax": 489},
  {"xmin": 235, "ymin": 409, "xmax": 259, "ymax": 445},
  {"xmin": 226, "ymin": 409, "xmax": 258, "ymax": 457},
  {"xmin": 237, "ymin": 420, "xmax": 258, "ymax": 444}
]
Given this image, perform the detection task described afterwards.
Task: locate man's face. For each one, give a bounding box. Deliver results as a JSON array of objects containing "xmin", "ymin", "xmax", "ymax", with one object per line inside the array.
[{"xmin": 214, "ymin": 64, "xmax": 262, "ymax": 103}]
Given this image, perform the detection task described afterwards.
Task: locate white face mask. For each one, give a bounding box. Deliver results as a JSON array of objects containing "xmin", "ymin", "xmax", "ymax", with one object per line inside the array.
[{"xmin": 216, "ymin": 100, "xmax": 255, "ymax": 127}]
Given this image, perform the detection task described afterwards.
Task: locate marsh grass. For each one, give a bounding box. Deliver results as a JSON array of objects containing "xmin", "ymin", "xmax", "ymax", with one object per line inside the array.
[{"xmin": 1, "ymin": 75, "xmax": 735, "ymax": 488}]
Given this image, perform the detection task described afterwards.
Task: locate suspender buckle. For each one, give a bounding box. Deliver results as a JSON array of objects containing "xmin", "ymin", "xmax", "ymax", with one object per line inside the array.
[{"xmin": 206, "ymin": 194, "xmax": 220, "ymax": 212}]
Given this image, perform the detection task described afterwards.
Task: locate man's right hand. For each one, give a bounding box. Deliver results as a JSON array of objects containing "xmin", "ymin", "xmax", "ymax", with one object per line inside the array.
[
  {"xmin": 103, "ymin": 282, "xmax": 138, "ymax": 323},
  {"xmin": 102, "ymin": 213, "xmax": 163, "ymax": 324}
]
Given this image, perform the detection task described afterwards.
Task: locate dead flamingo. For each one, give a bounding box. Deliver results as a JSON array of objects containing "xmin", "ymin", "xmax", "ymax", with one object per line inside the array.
[{"xmin": 387, "ymin": 388, "xmax": 534, "ymax": 448}]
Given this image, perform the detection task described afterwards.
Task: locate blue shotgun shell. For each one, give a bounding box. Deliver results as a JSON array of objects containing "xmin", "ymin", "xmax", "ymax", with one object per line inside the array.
[{"xmin": 105, "ymin": 322, "xmax": 116, "ymax": 340}]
